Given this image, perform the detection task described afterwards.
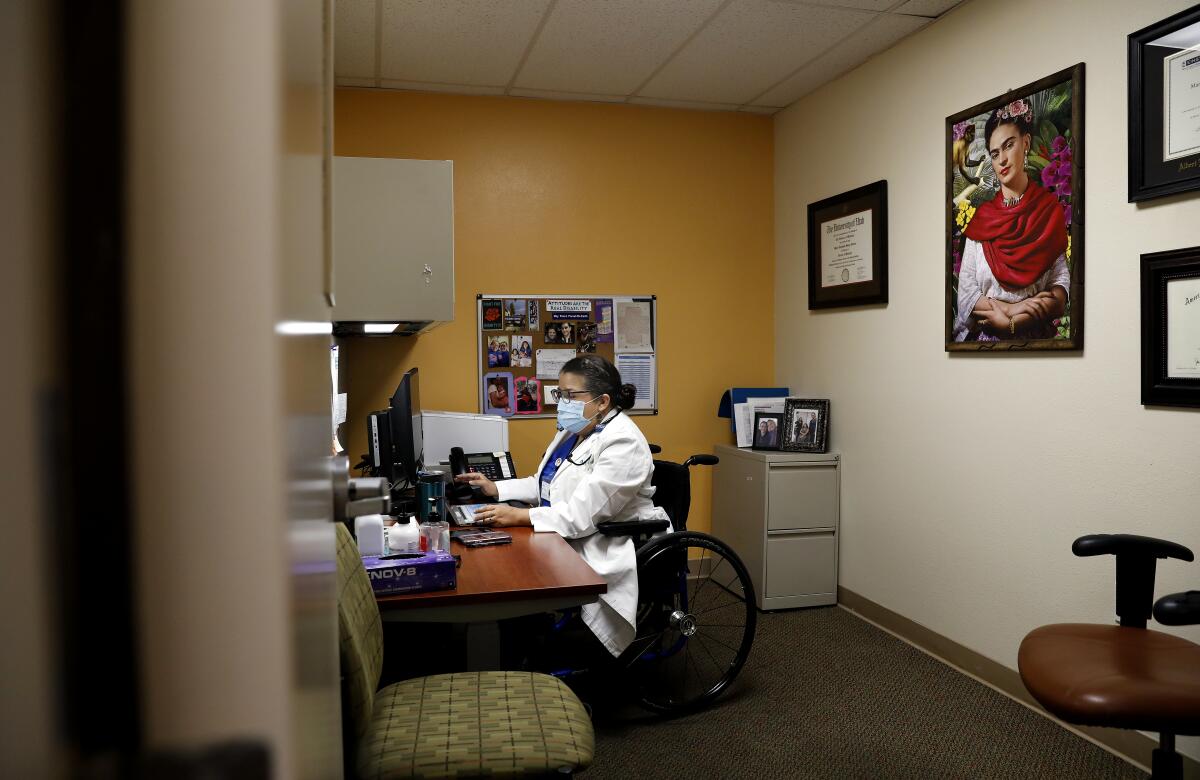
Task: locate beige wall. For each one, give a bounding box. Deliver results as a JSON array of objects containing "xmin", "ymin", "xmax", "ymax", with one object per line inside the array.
[{"xmin": 775, "ymin": 0, "xmax": 1200, "ymax": 758}]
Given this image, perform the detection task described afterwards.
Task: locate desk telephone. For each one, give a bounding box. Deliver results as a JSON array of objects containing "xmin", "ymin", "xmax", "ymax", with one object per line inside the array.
[{"xmin": 448, "ymin": 446, "xmax": 516, "ymax": 504}]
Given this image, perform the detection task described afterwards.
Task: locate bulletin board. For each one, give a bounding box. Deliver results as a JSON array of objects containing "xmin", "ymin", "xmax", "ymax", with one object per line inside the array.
[{"xmin": 477, "ymin": 294, "xmax": 658, "ymax": 419}]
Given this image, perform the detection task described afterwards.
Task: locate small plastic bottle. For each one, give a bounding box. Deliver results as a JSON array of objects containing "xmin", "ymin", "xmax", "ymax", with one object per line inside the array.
[
  {"xmin": 354, "ymin": 514, "xmax": 386, "ymax": 557},
  {"xmin": 420, "ymin": 499, "xmax": 448, "ymax": 552},
  {"xmin": 388, "ymin": 514, "xmax": 420, "ymax": 553}
]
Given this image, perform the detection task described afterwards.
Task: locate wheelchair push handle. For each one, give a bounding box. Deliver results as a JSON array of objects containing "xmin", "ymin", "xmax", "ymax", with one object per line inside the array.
[{"xmin": 646, "ymin": 444, "xmax": 719, "ymax": 469}]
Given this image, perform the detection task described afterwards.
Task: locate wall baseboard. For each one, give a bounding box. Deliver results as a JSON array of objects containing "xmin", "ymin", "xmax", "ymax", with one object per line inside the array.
[{"xmin": 837, "ymin": 586, "xmax": 1200, "ymax": 779}]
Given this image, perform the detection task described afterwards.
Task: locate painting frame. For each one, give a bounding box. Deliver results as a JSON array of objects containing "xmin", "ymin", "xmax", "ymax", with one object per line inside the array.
[
  {"xmin": 751, "ymin": 412, "xmax": 782, "ymax": 451},
  {"xmin": 945, "ymin": 63, "xmax": 1085, "ymax": 353},
  {"xmin": 781, "ymin": 398, "xmax": 830, "ymax": 454},
  {"xmin": 1128, "ymin": 5, "xmax": 1200, "ymax": 202},
  {"xmin": 1141, "ymin": 247, "xmax": 1200, "ymax": 408},
  {"xmin": 807, "ymin": 180, "xmax": 888, "ymax": 310}
]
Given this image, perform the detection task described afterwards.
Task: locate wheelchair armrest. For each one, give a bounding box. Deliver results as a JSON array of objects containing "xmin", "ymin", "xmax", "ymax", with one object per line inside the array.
[
  {"xmin": 596, "ymin": 519, "xmax": 670, "ymax": 537},
  {"xmin": 1072, "ymin": 534, "xmax": 1196, "ymax": 629},
  {"xmin": 1072, "ymin": 534, "xmax": 1194, "ymax": 561},
  {"xmin": 1154, "ymin": 590, "xmax": 1200, "ymax": 626}
]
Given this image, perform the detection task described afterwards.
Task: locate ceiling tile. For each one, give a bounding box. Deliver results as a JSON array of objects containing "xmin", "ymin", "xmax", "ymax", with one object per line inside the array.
[
  {"xmin": 335, "ymin": 0, "xmax": 377, "ymax": 80},
  {"xmin": 892, "ymin": 0, "xmax": 962, "ymax": 17},
  {"xmin": 752, "ymin": 11, "xmax": 928, "ymax": 105},
  {"xmin": 509, "ymin": 88, "xmax": 627, "ymax": 103},
  {"xmin": 629, "ymin": 96, "xmax": 741, "ymax": 112},
  {"xmin": 377, "ymin": 80, "xmax": 506, "ymax": 95},
  {"xmin": 639, "ymin": 0, "xmax": 874, "ymax": 104},
  {"xmin": 379, "ymin": 0, "xmax": 551, "ymax": 86},
  {"xmin": 777, "ymin": 0, "xmax": 897, "ymax": 11},
  {"xmin": 514, "ymin": 0, "xmax": 723, "ymax": 95}
]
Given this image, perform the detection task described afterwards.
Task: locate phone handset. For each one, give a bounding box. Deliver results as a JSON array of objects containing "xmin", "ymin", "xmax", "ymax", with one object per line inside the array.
[{"xmin": 449, "ymin": 446, "xmax": 488, "ymax": 503}]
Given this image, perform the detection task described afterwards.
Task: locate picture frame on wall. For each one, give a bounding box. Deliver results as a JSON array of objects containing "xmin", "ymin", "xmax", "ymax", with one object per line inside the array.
[
  {"xmin": 1141, "ymin": 246, "xmax": 1200, "ymax": 408},
  {"xmin": 806, "ymin": 180, "xmax": 888, "ymax": 309},
  {"xmin": 945, "ymin": 63, "xmax": 1085, "ymax": 352},
  {"xmin": 1128, "ymin": 5, "xmax": 1200, "ymax": 202},
  {"xmin": 751, "ymin": 412, "xmax": 782, "ymax": 451},
  {"xmin": 781, "ymin": 398, "xmax": 830, "ymax": 453}
]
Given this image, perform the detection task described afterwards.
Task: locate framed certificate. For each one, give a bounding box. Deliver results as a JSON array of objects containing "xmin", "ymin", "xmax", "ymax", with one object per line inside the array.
[
  {"xmin": 1129, "ymin": 6, "xmax": 1200, "ymax": 202},
  {"xmin": 806, "ymin": 180, "xmax": 888, "ymax": 310},
  {"xmin": 1141, "ymin": 246, "xmax": 1200, "ymax": 407}
]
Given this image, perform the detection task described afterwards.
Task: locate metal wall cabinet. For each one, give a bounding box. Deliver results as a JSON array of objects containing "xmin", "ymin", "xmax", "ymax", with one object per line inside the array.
[
  {"xmin": 332, "ymin": 156, "xmax": 454, "ymax": 334},
  {"xmin": 711, "ymin": 444, "xmax": 839, "ymax": 610}
]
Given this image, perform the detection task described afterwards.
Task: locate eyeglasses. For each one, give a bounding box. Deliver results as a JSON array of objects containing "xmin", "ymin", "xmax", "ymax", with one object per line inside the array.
[{"xmin": 550, "ymin": 389, "xmax": 594, "ymax": 402}]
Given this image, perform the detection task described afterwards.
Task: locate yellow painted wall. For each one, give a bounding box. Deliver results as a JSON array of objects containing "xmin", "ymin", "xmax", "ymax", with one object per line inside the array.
[{"xmin": 334, "ymin": 89, "xmax": 774, "ymax": 533}]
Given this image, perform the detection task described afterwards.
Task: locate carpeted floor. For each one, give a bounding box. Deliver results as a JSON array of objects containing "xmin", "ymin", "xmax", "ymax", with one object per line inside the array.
[{"xmin": 584, "ymin": 605, "xmax": 1145, "ymax": 779}]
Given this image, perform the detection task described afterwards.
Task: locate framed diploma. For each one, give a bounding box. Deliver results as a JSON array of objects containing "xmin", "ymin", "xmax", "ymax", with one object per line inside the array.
[
  {"xmin": 1129, "ymin": 6, "xmax": 1200, "ymax": 202},
  {"xmin": 1141, "ymin": 246, "xmax": 1200, "ymax": 407},
  {"xmin": 806, "ymin": 180, "xmax": 888, "ymax": 310}
]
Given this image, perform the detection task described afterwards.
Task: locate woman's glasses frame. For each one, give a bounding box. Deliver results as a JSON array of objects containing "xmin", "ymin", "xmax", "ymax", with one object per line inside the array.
[{"xmin": 550, "ymin": 388, "xmax": 595, "ymax": 403}]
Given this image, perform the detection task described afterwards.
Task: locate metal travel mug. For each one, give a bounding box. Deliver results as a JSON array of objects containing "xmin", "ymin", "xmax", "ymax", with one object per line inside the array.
[{"xmin": 416, "ymin": 472, "xmax": 446, "ymax": 522}]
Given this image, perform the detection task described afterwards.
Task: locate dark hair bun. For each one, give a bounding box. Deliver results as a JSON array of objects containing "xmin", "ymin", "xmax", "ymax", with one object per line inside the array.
[{"xmin": 617, "ymin": 383, "xmax": 637, "ymax": 410}]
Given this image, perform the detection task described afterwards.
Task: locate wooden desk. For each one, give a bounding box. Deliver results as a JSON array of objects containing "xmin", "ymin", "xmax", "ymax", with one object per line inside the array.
[{"xmin": 376, "ymin": 527, "xmax": 607, "ymax": 623}]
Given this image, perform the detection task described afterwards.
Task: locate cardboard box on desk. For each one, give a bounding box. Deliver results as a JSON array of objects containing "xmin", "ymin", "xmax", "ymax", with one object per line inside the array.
[{"xmin": 361, "ymin": 550, "xmax": 457, "ymax": 595}]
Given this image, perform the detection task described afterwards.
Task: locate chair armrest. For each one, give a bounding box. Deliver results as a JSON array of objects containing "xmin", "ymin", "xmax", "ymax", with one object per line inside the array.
[
  {"xmin": 1154, "ymin": 590, "xmax": 1200, "ymax": 626},
  {"xmin": 1072, "ymin": 534, "xmax": 1194, "ymax": 561},
  {"xmin": 1071, "ymin": 534, "xmax": 1196, "ymax": 629},
  {"xmin": 683, "ymin": 454, "xmax": 719, "ymax": 467},
  {"xmin": 596, "ymin": 519, "xmax": 670, "ymax": 537}
]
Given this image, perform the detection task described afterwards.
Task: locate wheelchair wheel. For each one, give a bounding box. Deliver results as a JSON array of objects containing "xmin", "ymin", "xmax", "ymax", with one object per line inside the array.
[{"xmin": 619, "ymin": 531, "xmax": 757, "ymax": 715}]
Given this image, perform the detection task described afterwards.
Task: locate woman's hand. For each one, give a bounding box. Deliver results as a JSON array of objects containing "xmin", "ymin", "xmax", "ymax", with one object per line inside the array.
[
  {"xmin": 472, "ymin": 503, "xmax": 531, "ymax": 527},
  {"xmin": 454, "ymin": 471, "xmax": 499, "ymax": 499},
  {"xmin": 974, "ymin": 305, "xmax": 1012, "ymax": 333}
]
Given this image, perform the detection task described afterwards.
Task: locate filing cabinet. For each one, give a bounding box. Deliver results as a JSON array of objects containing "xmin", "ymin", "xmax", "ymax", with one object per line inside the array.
[{"xmin": 711, "ymin": 444, "xmax": 839, "ymax": 610}]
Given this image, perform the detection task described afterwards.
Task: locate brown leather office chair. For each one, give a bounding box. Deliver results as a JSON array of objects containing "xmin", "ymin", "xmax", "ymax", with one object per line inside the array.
[{"xmin": 1018, "ymin": 534, "xmax": 1200, "ymax": 779}]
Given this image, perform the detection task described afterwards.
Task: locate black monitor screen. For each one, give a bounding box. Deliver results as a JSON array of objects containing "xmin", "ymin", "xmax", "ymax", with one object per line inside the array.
[{"xmin": 387, "ymin": 368, "xmax": 423, "ymax": 486}]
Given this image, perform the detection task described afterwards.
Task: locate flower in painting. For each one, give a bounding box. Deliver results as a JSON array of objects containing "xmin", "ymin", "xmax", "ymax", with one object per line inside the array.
[
  {"xmin": 1000, "ymin": 99, "xmax": 1031, "ymax": 122},
  {"xmin": 1041, "ymin": 160, "xmax": 1062, "ymax": 190},
  {"xmin": 1051, "ymin": 135, "xmax": 1069, "ymax": 155},
  {"xmin": 955, "ymin": 199, "xmax": 977, "ymax": 229},
  {"xmin": 953, "ymin": 120, "xmax": 972, "ymax": 140}
]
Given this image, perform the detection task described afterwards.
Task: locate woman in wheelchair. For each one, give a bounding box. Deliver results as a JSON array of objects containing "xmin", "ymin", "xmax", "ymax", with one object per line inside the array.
[{"xmin": 456, "ymin": 354, "xmax": 670, "ymax": 658}]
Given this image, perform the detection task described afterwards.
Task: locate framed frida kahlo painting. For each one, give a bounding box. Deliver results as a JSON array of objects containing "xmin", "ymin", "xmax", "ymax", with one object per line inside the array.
[{"xmin": 945, "ymin": 64, "xmax": 1084, "ymax": 352}]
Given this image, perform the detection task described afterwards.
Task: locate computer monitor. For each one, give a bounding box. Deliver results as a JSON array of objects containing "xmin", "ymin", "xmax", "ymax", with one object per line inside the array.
[{"xmin": 386, "ymin": 367, "xmax": 423, "ymax": 486}]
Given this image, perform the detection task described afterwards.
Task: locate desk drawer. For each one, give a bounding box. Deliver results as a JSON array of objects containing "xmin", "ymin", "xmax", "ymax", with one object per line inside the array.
[
  {"xmin": 765, "ymin": 528, "xmax": 836, "ymax": 599},
  {"xmin": 767, "ymin": 463, "xmax": 838, "ymax": 531}
]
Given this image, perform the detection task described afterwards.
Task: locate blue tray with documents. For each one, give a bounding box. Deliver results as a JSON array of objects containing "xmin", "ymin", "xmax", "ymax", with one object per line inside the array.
[{"xmin": 361, "ymin": 550, "xmax": 457, "ymax": 595}]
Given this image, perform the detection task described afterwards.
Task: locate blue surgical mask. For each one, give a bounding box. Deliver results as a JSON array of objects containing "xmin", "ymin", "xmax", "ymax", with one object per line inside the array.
[{"xmin": 557, "ymin": 398, "xmax": 598, "ymax": 434}]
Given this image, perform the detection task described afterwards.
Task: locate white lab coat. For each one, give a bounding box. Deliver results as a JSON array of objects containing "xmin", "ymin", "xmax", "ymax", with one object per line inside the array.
[{"xmin": 495, "ymin": 411, "xmax": 670, "ymax": 656}]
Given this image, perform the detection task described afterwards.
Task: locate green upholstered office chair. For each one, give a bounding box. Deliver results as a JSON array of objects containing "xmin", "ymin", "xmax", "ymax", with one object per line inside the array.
[
  {"xmin": 1018, "ymin": 534, "xmax": 1200, "ymax": 780},
  {"xmin": 335, "ymin": 523, "xmax": 594, "ymax": 779}
]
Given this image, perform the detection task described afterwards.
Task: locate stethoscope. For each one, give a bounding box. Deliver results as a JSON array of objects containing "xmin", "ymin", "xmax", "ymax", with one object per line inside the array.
[{"xmin": 552, "ymin": 409, "xmax": 621, "ymax": 469}]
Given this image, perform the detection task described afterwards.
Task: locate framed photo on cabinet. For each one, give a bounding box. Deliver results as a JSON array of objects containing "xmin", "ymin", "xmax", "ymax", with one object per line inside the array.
[
  {"xmin": 1141, "ymin": 247, "xmax": 1200, "ymax": 407},
  {"xmin": 1128, "ymin": 5, "xmax": 1200, "ymax": 202},
  {"xmin": 781, "ymin": 398, "xmax": 829, "ymax": 453},
  {"xmin": 945, "ymin": 64, "xmax": 1084, "ymax": 352},
  {"xmin": 751, "ymin": 412, "xmax": 782, "ymax": 451},
  {"xmin": 807, "ymin": 181, "xmax": 888, "ymax": 309}
]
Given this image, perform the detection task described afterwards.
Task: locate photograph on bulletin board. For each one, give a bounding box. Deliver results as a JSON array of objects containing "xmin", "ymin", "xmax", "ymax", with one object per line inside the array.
[{"xmin": 476, "ymin": 294, "xmax": 658, "ymax": 418}]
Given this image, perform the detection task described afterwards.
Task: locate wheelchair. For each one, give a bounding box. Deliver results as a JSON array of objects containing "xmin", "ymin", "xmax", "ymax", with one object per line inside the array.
[{"xmin": 547, "ymin": 447, "xmax": 758, "ymax": 716}]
